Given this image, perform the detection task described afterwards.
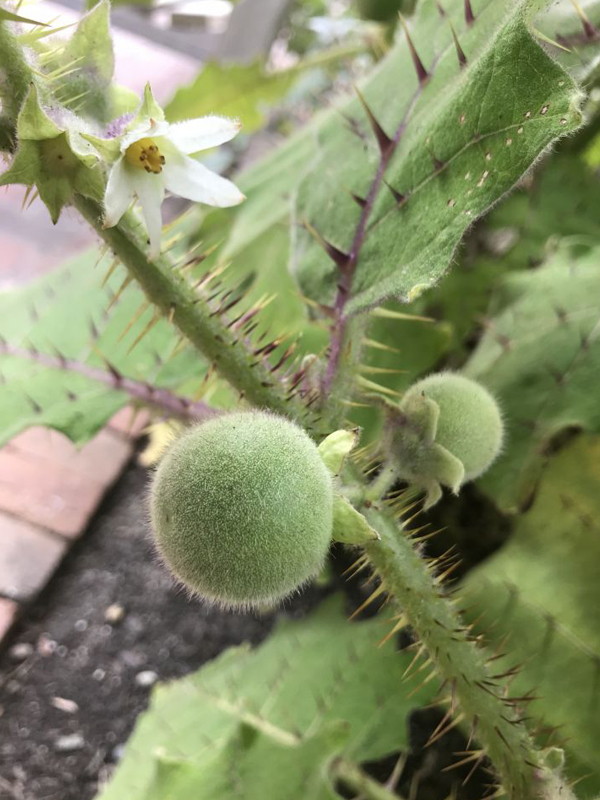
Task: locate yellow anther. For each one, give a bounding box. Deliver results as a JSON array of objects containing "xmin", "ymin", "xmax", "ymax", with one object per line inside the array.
[{"xmin": 125, "ymin": 138, "xmax": 165, "ymax": 174}]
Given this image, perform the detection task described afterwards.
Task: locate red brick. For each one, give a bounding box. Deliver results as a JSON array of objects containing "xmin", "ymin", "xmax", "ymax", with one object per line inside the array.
[
  {"xmin": 0, "ymin": 597, "xmax": 19, "ymax": 642},
  {"xmin": 8, "ymin": 427, "xmax": 132, "ymax": 485},
  {"xmin": 0, "ymin": 513, "xmax": 67, "ymax": 601},
  {"xmin": 0, "ymin": 429, "xmax": 132, "ymax": 538}
]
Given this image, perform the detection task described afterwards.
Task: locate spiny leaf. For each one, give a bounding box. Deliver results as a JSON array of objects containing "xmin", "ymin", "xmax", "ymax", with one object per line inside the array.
[
  {"xmin": 294, "ymin": 3, "xmax": 582, "ymax": 314},
  {"xmin": 465, "ymin": 243, "xmax": 600, "ymax": 511},
  {"xmin": 97, "ymin": 595, "xmax": 439, "ymax": 800},
  {"xmin": 0, "ymin": 248, "xmax": 228, "ymax": 447},
  {"xmin": 461, "ymin": 434, "xmax": 600, "ymax": 796}
]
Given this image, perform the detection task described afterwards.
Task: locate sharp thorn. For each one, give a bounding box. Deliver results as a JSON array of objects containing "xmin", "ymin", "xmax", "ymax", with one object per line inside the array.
[
  {"xmin": 384, "ymin": 180, "xmax": 407, "ymax": 206},
  {"xmin": 436, "ymin": 0, "xmax": 446, "ymax": 15},
  {"xmin": 351, "ymin": 192, "xmax": 367, "ymax": 208},
  {"xmin": 363, "ymin": 337, "xmax": 401, "ymax": 354},
  {"xmin": 302, "ymin": 219, "xmax": 351, "ymax": 271},
  {"xmin": 399, "ymin": 14, "xmax": 429, "ymax": 85},
  {"xmin": 127, "ymin": 314, "xmax": 159, "ymax": 355},
  {"xmin": 464, "ymin": 0, "xmax": 475, "ymax": 25},
  {"xmin": 449, "ymin": 22, "xmax": 468, "ymax": 67},
  {"xmin": 104, "ymin": 360, "xmax": 122, "ymax": 384},
  {"xmin": 428, "ymin": 146, "xmax": 445, "ymax": 172},
  {"xmin": 569, "ymin": 0, "xmax": 598, "ymax": 38},
  {"xmin": 354, "ymin": 85, "xmax": 393, "ymax": 154}
]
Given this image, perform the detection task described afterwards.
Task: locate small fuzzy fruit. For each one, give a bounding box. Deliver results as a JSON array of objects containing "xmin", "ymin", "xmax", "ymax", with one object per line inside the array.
[
  {"xmin": 385, "ymin": 372, "xmax": 503, "ymax": 508},
  {"xmin": 149, "ymin": 412, "xmax": 334, "ymax": 609}
]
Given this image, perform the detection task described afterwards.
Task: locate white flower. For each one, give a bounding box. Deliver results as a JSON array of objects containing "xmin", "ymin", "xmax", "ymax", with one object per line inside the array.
[{"xmin": 101, "ymin": 89, "xmax": 244, "ymax": 260}]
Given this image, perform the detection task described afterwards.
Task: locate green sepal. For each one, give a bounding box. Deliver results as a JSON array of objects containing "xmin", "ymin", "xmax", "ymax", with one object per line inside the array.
[
  {"xmin": 2, "ymin": 85, "xmax": 102, "ymax": 223},
  {"xmin": 0, "ymin": 140, "xmax": 40, "ymax": 186},
  {"xmin": 420, "ymin": 444, "xmax": 465, "ymax": 509},
  {"xmin": 133, "ymin": 83, "xmax": 165, "ymax": 127},
  {"xmin": 332, "ymin": 494, "xmax": 379, "ymax": 545},
  {"xmin": 73, "ymin": 163, "xmax": 105, "ymax": 203},
  {"xmin": 17, "ymin": 84, "xmax": 62, "ymax": 141},
  {"xmin": 110, "ymin": 83, "xmax": 141, "ymax": 117},
  {"xmin": 15, "ymin": 85, "xmax": 98, "ymax": 167},
  {"xmin": 383, "ymin": 396, "xmax": 465, "ymax": 510},
  {"xmin": 397, "ymin": 392, "xmax": 439, "ymax": 445},
  {"xmin": 318, "ymin": 428, "xmax": 360, "ymax": 476},
  {"xmin": 80, "ymin": 131, "xmax": 122, "ymax": 163},
  {"xmin": 36, "ymin": 171, "xmax": 74, "ymax": 224}
]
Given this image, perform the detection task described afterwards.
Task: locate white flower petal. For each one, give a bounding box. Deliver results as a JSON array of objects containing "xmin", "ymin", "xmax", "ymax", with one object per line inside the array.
[
  {"xmin": 130, "ymin": 171, "xmax": 165, "ymax": 260},
  {"xmin": 120, "ymin": 120, "xmax": 170, "ymax": 153},
  {"xmin": 167, "ymin": 116, "xmax": 241, "ymax": 154},
  {"xmin": 103, "ymin": 158, "xmax": 134, "ymax": 227},
  {"xmin": 163, "ymin": 154, "xmax": 244, "ymax": 208}
]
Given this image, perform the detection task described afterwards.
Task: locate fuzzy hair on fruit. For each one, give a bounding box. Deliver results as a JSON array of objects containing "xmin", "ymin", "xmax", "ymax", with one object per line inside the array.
[
  {"xmin": 149, "ymin": 411, "xmax": 334, "ymax": 610},
  {"xmin": 385, "ymin": 371, "xmax": 503, "ymax": 508}
]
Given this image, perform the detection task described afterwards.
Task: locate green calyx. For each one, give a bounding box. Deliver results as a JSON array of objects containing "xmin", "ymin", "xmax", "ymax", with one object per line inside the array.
[
  {"xmin": 318, "ymin": 428, "xmax": 379, "ymax": 545},
  {"xmin": 384, "ymin": 372, "xmax": 503, "ymax": 508},
  {"xmin": 150, "ymin": 412, "xmax": 334, "ymax": 610},
  {"xmin": 0, "ymin": 84, "xmax": 103, "ymax": 223}
]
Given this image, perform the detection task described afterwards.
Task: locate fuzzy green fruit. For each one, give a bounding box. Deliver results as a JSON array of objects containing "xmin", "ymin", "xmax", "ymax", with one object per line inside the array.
[
  {"xmin": 385, "ymin": 372, "xmax": 503, "ymax": 508},
  {"xmin": 403, "ymin": 373, "xmax": 503, "ymax": 480},
  {"xmin": 150, "ymin": 412, "xmax": 334, "ymax": 609}
]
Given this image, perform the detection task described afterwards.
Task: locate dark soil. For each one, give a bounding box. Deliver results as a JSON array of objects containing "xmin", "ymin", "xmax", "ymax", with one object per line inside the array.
[
  {"xmin": 0, "ymin": 464, "xmax": 495, "ymax": 800},
  {"xmin": 0, "ymin": 465, "xmax": 329, "ymax": 800}
]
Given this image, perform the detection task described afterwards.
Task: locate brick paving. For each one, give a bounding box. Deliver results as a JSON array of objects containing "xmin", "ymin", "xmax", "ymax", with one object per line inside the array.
[
  {"xmin": 0, "ymin": 1, "xmax": 195, "ymax": 646},
  {"xmin": 0, "ymin": 415, "xmax": 149, "ymax": 642}
]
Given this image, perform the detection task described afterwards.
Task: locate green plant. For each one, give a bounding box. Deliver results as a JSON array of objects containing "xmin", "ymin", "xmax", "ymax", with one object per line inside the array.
[
  {"xmin": 150, "ymin": 412, "xmax": 334, "ymax": 609},
  {"xmin": 1, "ymin": 0, "xmax": 600, "ymax": 796},
  {"xmin": 382, "ymin": 371, "xmax": 503, "ymax": 507}
]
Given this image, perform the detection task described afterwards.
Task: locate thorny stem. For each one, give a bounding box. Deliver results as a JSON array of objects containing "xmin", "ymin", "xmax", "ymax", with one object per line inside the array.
[
  {"xmin": 364, "ymin": 461, "xmax": 398, "ymax": 503},
  {"xmin": 74, "ymin": 196, "xmax": 312, "ymax": 423},
  {"xmin": 320, "ymin": 56, "xmax": 438, "ymax": 418},
  {"xmin": 0, "ymin": 22, "xmax": 33, "ymax": 129},
  {"xmin": 363, "ymin": 507, "xmax": 558, "ymax": 800},
  {"xmin": 0, "ymin": 341, "xmax": 218, "ymax": 423},
  {"xmin": 0, "ymin": 20, "xmax": 309, "ymax": 427},
  {"xmin": 0, "ymin": 116, "xmax": 14, "ymax": 152}
]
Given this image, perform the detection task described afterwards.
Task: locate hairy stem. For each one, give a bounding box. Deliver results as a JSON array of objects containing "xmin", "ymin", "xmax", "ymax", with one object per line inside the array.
[
  {"xmin": 320, "ymin": 55, "xmax": 437, "ymax": 416},
  {"xmin": 74, "ymin": 196, "xmax": 309, "ymax": 421},
  {"xmin": 363, "ymin": 507, "xmax": 552, "ymax": 799},
  {"xmin": 0, "ymin": 115, "xmax": 15, "ymax": 152},
  {"xmin": 0, "ymin": 21, "xmax": 33, "ymax": 127}
]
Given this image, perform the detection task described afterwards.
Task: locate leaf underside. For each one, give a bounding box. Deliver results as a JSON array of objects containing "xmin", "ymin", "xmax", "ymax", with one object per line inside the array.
[
  {"xmin": 0, "ymin": 249, "xmax": 213, "ymax": 447},
  {"xmin": 461, "ymin": 434, "xmax": 600, "ymax": 796},
  {"xmin": 465, "ymin": 244, "xmax": 600, "ymax": 511},
  {"xmin": 97, "ymin": 596, "xmax": 438, "ymax": 800}
]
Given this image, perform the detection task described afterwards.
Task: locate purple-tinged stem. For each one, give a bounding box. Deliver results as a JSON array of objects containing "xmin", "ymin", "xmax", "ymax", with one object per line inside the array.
[{"xmin": 0, "ymin": 341, "xmax": 218, "ymax": 423}]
